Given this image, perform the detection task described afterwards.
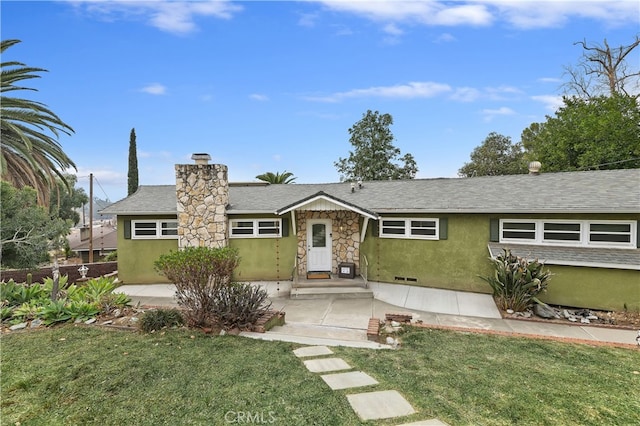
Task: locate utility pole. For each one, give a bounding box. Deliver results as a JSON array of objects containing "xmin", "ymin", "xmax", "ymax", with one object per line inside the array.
[{"xmin": 89, "ymin": 173, "xmax": 94, "ymax": 263}]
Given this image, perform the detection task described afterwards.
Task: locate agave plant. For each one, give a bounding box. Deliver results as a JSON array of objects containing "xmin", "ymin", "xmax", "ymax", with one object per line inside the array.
[{"xmin": 480, "ymin": 249, "xmax": 552, "ymax": 312}]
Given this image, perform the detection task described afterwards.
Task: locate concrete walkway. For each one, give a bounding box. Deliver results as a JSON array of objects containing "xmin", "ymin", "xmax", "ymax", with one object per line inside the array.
[{"xmin": 118, "ymin": 282, "xmax": 639, "ymax": 347}]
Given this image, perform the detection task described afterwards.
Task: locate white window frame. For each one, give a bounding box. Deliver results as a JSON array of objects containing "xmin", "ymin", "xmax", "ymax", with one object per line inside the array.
[
  {"xmin": 132, "ymin": 220, "xmax": 178, "ymax": 239},
  {"xmin": 500, "ymin": 219, "xmax": 636, "ymax": 249},
  {"xmin": 380, "ymin": 217, "xmax": 439, "ymax": 240},
  {"xmin": 229, "ymin": 218, "xmax": 282, "ymax": 238}
]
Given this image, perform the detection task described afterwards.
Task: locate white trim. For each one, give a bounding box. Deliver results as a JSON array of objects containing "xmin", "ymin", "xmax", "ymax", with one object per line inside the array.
[
  {"xmin": 379, "ymin": 217, "xmax": 440, "ymax": 240},
  {"xmin": 278, "ymin": 194, "xmax": 379, "ymax": 220},
  {"xmin": 499, "ymin": 219, "xmax": 636, "ymax": 249},
  {"xmin": 290, "ymin": 211, "xmax": 297, "ymax": 235},
  {"xmin": 229, "ymin": 218, "xmax": 282, "ymax": 238},
  {"xmin": 361, "ymin": 217, "xmax": 370, "ymax": 243},
  {"xmin": 131, "ymin": 219, "xmax": 178, "ymax": 240}
]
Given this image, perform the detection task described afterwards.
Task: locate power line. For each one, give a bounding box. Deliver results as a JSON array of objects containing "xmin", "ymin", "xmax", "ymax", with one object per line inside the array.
[
  {"xmin": 92, "ymin": 176, "xmax": 111, "ymax": 202},
  {"xmin": 577, "ymin": 157, "xmax": 640, "ymax": 171}
]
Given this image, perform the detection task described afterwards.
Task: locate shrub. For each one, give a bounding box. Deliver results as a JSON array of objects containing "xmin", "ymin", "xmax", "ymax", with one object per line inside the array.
[
  {"xmin": 104, "ymin": 250, "xmax": 117, "ymax": 261},
  {"xmin": 154, "ymin": 247, "xmax": 240, "ymax": 328},
  {"xmin": 138, "ymin": 309, "xmax": 184, "ymax": 333},
  {"xmin": 67, "ymin": 300, "xmax": 100, "ymax": 322},
  {"xmin": 480, "ymin": 249, "xmax": 552, "ymax": 312},
  {"xmin": 212, "ymin": 283, "xmax": 272, "ymax": 330},
  {"xmin": 1, "ymin": 280, "xmax": 48, "ymax": 306},
  {"xmin": 40, "ymin": 300, "xmax": 72, "ymax": 325}
]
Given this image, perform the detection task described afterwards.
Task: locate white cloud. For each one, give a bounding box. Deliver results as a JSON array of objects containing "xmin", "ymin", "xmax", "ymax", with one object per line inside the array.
[
  {"xmin": 139, "ymin": 83, "xmax": 167, "ymax": 95},
  {"xmin": 450, "ymin": 87, "xmax": 481, "ymax": 102},
  {"xmin": 539, "ymin": 77, "xmax": 563, "ymax": 84},
  {"xmin": 532, "ymin": 94, "xmax": 564, "ymax": 112},
  {"xmin": 481, "ymin": 106, "xmax": 516, "ymax": 121},
  {"xmin": 249, "ymin": 93, "xmax": 269, "ymax": 101},
  {"xmin": 304, "ymin": 81, "xmax": 452, "ymax": 102},
  {"xmin": 315, "ymin": 1, "xmax": 638, "ymax": 29},
  {"xmin": 75, "ymin": 167, "xmax": 126, "ymax": 186},
  {"xmin": 66, "ymin": 0, "xmax": 243, "ymax": 34},
  {"xmin": 434, "ymin": 32, "xmax": 456, "ymax": 43},
  {"xmin": 383, "ymin": 23, "xmax": 403, "ymax": 36},
  {"xmin": 298, "ymin": 12, "xmax": 319, "ymax": 27}
]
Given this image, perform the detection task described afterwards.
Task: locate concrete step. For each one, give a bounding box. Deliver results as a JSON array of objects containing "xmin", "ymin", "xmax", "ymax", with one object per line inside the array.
[{"xmin": 291, "ymin": 286, "xmax": 373, "ymax": 299}]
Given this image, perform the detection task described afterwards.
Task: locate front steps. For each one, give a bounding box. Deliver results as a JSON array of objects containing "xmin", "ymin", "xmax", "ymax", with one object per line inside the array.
[{"xmin": 291, "ymin": 286, "xmax": 373, "ymax": 299}]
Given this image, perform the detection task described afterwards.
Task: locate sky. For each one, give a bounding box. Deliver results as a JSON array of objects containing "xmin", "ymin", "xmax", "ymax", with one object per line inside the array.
[{"xmin": 2, "ymin": 0, "xmax": 639, "ymax": 202}]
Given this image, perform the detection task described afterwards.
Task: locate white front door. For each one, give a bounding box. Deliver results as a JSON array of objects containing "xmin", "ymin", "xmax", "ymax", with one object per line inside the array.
[{"xmin": 307, "ymin": 219, "xmax": 332, "ymax": 272}]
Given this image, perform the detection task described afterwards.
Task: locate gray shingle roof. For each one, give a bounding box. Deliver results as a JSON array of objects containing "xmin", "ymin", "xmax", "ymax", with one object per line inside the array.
[
  {"xmin": 100, "ymin": 168, "xmax": 640, "ymax": 216},
  {"xmin": 488, "ymin": 243, "xmax": 640, "ymax": 270}
]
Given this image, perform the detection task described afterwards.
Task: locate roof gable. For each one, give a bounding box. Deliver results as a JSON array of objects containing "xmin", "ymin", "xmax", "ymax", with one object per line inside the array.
[{"xmin": 276, "ymin": 191, "xmax": 379, "ymax": 219}]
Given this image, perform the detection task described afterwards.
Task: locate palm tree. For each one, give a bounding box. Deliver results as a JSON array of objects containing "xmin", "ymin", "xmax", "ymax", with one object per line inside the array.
[
  {"xmin": 255, "ymin": 171, "xmax": 296, "ymax": 184},
  {"xmin": 1, "ymin": 39, "xmax": 76, "ymax": 205}
]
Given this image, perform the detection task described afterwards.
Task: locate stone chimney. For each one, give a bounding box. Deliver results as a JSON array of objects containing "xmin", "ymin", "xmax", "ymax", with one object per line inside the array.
[{"xmin": 175, "ymin": 154, "xmax": 229, "ymax": 248}]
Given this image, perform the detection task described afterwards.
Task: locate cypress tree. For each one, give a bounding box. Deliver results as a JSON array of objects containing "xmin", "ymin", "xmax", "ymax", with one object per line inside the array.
[{"xmin": 127, "ymin": 128, "xmax": 139, "ymax": 196}]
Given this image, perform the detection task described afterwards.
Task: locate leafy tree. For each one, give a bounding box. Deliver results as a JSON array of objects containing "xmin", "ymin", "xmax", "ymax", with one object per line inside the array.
[
  {"xmin": 563, "ymin": 36, "xmax": 639, "ymax": 98},
  {"xmin": 255, "ymin": 171, "xmax": 296, "ymax": 184},
  {"xmin": 127, "ymin": 128, "xmax": 138, "ymax": 196},
  {"xmin": 1, "ymin": 181, "xmax": 70, "ymax": 269},
  {"xmin": 522, "ymin": 94, "xmax": 640, "ymax": 172},
  {"xmin": 49, "ymin": 174, "xmax": 89, "ymax": 226},
  {"xmin": 334, "ymin": 110, "xmax": 417, "ymax": 181},
  {"xmin": 0, "ymin": 39, "xmax": 76, "ymax": 206},
  {"xmin": 458, "ymin": 132, "xmax": 526, "ymax": 177}
]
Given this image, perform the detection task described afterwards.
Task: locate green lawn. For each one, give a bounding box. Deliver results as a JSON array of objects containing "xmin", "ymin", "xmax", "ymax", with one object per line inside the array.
[{"xmin": 1, "ymin": 325, "xmax": 639, "ymax": 425}]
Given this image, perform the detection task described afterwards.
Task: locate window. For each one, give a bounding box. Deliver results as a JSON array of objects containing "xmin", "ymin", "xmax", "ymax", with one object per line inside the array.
[
  {"xmin": 589, "ymin": 222, "xmax": 633, "ymax": 245},
  {"xmin": 500, "ymin": 219, "xmax": 636, "ymax": 248},
  {"xmin": 380, "ymin": 218, "xmax": 439, "ymax": 240},
  {"xmin": 230, "ymin": 219, "xmax": 282, "ymax": 238},
  {"xmin": 132, "ymin": 220, "xmax": 178, "ymax": 239}
]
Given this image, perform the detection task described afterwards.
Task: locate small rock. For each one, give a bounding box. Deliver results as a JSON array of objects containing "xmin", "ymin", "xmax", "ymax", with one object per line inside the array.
[
  {"xmin": 10, "ymin": 322, "xmax": 27, "ymax": 331},
  {"xmin": 568, "ymin": 316, "xmax": 578, "ymax": 322},
  {"xmin": 390, "ymin": 321, "xmax": 401, "ymax": 327},
  {"xmin": 384, "ymin": 325, "xmax": 396, "ymax": 334},
  {"xmin": 113, "ymin": 309, "xmax": 122, "ymax": 317},
  {"xmin": 521, "ymin": 311, "xmax": 532, "ymax": 318},
  {"xmin": 219, "ymin": 329, "xmax": 227, "ymax": 336},
  {"xmin": 586, "ymin": 315, "xmax": 599, "ymax": 321},
  {"xmin": 101, "ymin": 320, "xmax": 113, "ymax": 325},
  {"xmin": 580, "ymin": 317, "xmax": 590, "ymax": 324},
  {"xmin": 74, "ymin": 318, "xmax": 83, "ymax": 324},
  {"xmin": 129, "ymin": 317, "xmax": 139, "ymax": 323},
  {"xmin": 386, "ymin": 336, "xmax": 399, "ymax": 348},
  {"xmin": 506, "ymin": 309, "xmax": 514, "ymax": 314},
  {"xmin": 84, "ymin": 318, "xmax": 97, "ymax": 325},
  {"xmin": 562, "ymin": 309, "xmax": 573, "ymax": 319},
  {"xmin": 30, "ymin": 319, "xmax": 42, "ymax": 328},
  {"xmin": 227, "ymin": 327, "xmax": 241, "ymax": 336}
]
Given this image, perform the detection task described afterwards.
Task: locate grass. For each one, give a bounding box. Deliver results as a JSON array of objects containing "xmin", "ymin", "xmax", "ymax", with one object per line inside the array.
[{"xmin": 1, "ymin": 325, "xmax": 639, "ymax": 425}]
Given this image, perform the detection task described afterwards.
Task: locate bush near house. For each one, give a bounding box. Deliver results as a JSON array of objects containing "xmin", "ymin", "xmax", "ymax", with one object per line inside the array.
[
  {"xmin": 480, "ymin": 248, "xmax": 552, "ymax": 312},
  {"xmin": 154, "ymin": 246, "xmax": 271, "ymax": 330}
]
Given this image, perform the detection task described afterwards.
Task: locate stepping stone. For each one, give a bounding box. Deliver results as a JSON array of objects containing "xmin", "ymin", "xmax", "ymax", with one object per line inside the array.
[
  {"xmin": 347, "ymin": 390, "xmax": 416, "ymax": 420},
  {"xmin": 395, "ymin": 420, "xmax": 450, "ymax": 426},
  {"xmin": 303, "ymin": 357, "xmax": 351, "ymax": 373},
  {"xmin": 293, "ymin": 345, "xmax": 333, "ymax": 358},
  {"xmin": 320, "ymin": 371, "xmax": 378, "ymax": 390}
]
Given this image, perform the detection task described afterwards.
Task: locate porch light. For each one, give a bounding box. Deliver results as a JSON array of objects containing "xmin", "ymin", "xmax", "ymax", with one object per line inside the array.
[
  {"xmin": 78, "ymin": 264, "xmax": 89, "ymax": 279},
  {"xmin": 350, "ymin": 182, "xmax": 355, "ymax": 193}
]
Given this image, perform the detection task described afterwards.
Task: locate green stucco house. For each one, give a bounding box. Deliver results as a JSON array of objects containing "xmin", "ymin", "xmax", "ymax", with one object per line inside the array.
[{"xmin": 101, "ymin": 154, "xmax": 640, "ymax": 311}]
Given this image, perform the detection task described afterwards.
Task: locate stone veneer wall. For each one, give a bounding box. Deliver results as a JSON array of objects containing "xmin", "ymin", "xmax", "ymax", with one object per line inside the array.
[
  {"xmin": 175, "ymin": 163, "xmax": 229, "ymax": 248},
  {"xmin": 296, "ymin": 210, "xmax": 360, "ymax": 275}
]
